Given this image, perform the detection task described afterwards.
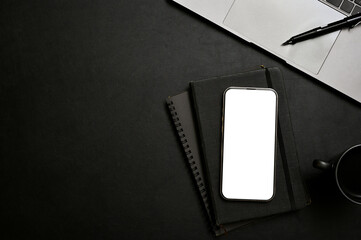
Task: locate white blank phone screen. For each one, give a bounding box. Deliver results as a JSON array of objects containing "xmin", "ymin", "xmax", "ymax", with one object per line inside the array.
[{"xmin": 221, "ymin": 88, "xmax": 277, "ymax": 201}]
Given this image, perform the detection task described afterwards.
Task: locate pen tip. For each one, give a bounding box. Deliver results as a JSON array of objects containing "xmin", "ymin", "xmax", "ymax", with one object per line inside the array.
[{"xmin": 281, "ymin": 39, "xmax": 293, "ymax": 46}]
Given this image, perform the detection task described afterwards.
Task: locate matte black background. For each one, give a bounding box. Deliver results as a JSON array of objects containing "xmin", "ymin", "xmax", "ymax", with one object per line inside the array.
[{"xmin": 1, "ymin": 1, "xmax": 361, "ymax": 239}]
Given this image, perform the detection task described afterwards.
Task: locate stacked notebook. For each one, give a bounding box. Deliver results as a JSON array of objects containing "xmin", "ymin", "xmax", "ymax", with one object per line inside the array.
[{"xmin": 166, "ymin": 67, "xmax": 311, "ymax": 236}]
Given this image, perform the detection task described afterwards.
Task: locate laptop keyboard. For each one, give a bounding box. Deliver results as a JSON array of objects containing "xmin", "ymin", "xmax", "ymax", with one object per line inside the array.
[{"xmin": 320, "ymin": 0, "xmax": 361, "ymax": 15}]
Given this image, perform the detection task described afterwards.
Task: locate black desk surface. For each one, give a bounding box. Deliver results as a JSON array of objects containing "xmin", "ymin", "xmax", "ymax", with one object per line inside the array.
[{"xmin": 2, "ymin": 1, "xmax": 361, "ymax": 239}]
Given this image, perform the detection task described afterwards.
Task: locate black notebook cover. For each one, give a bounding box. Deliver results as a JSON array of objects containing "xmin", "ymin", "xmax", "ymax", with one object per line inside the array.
[{"xmin": 190, "ymin": 67, "xmax": 310, "ymax": 225}]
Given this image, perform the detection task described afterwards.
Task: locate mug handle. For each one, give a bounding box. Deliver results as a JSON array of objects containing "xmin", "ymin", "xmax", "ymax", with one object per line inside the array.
[{"xmin": 313, "ymin": 159, "xmax": 333, "ymax": 170}]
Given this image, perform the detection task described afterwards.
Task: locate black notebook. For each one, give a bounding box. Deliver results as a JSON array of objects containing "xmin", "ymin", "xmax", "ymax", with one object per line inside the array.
[{"xmin": 166, "ymin": 67, "xmax": 310, "ymax": 235}]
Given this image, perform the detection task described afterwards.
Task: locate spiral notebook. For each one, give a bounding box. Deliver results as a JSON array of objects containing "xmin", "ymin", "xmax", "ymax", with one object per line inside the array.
[
  {"xmin": 166, "ymin": 67, "xmax": 310, "ymax": 235},
  {"xmin": 166, "ymin": 91, "xmax": 253, "ymax": 235}
]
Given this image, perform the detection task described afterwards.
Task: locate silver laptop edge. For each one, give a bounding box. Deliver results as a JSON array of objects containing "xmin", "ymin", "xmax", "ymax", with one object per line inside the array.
[{"xmin": 172, "ymin": 0, "xmax": 361, "ymax": 103}]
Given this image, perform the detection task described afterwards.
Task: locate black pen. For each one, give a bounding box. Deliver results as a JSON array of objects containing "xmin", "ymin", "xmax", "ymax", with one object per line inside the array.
[{"xmin": 282, "ymin": 12, "xmax": 361, "ymax": 45}]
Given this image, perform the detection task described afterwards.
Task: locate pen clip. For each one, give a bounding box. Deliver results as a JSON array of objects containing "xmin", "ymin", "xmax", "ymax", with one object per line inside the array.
[{"xmin": 350, "ymin": 20, "xmax": 361, "ymax": 29}]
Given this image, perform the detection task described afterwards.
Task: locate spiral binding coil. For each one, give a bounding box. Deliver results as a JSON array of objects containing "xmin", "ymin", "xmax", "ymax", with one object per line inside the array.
[{"xmin": 167, "ymin": 99, "xmax": 211, "ymax": 214}]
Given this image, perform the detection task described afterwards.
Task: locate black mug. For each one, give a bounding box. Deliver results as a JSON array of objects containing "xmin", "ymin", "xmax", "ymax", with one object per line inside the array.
[{"xmin": 313, "ymin": 144, "xmax": 361, "ymax": 205}]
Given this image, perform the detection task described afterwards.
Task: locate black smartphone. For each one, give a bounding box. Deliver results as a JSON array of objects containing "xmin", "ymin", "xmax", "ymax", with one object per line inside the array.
[{"xmin": 221, "ymin": 87, "xmax": 278, "ymax": 201}]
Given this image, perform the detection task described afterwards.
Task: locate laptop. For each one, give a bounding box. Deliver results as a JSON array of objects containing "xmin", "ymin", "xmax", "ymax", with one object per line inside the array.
[{"xmin": 172, "ymin": 0, "xmax": 361, "ymax": 103}]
